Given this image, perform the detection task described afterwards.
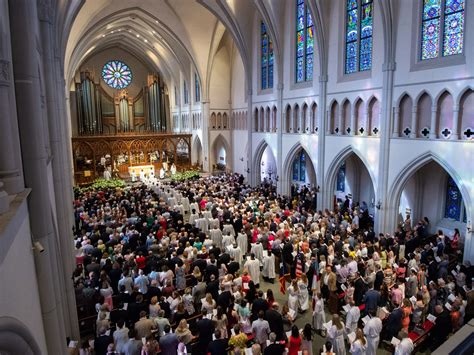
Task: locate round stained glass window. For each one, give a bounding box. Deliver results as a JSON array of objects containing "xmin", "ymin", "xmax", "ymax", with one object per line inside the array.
[{"xmin": 101, "ymin": 60, "xmax": 132, "ymax": 89}]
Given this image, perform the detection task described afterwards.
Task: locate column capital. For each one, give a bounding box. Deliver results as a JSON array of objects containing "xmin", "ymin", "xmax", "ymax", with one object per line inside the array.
[
  {"xmin": 382, "ymin": 62, "xmax": 396, "ymax": 72},
  {"xmin": 318, "ymin": 75, "xmax": 328, "ymax": 83}
]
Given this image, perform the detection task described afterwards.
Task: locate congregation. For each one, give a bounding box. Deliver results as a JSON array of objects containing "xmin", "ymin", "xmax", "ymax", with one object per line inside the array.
[{"xmin": 72, "ymin": 173, "xmax": 474, "ymax": 355}]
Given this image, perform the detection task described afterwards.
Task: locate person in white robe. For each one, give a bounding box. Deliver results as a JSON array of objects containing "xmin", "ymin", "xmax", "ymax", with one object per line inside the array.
[
  {"xmin": 244, "ymin": 254, "xmax": 261, "ymax": 286},
  {"xmin": 139, "ymin": 169, "xmax": 145, "ymax": 181},
  {"xmin": 236, "ymin": 232, "xmax": 248, "ymax": 256},
  {"xmin": 349, "ymin": 329, "xmax": 368, "ymax": 355},
  {"xmin": 262, "ymin": 250, "xmax": 276, "ymax": 282},
  {"xmin": 208, "ymin": 218, "xmax": 220, "ymax": 230},
  {"xmin": 228, "ymin": 244, "xmax": 242, "ymax": 264},
  {"xmin": 327, "ymin": 315, "xmax": 346, "ymax": 355},
  {"xmin": 189, "ymin": 211, "xmax": 199, "ymax": 226},
  {"xmin": 222, "ymin": 223, "xmax": 235, "ymax": 237},
  {"xmin": 195, "ymin": 217, "xmax": 208, "ymax": 232},
  {"xmin": 250, "ymin": 242, "xmax": 264, "ymax": 263},
  {"xmin": 394, "ymin": 331, "xmax": 414, "ymax": 355},
  {"xmin": 189, "ymin": 202, "xmax": 200, "ymax": 214},
  {"xmin": 103, "ymin": 167, "xmax": 112, "ymax": 180},
  {"xmin": 363, "ymin": 313, "xmax": 382, "ymax": 355},
  {"xmin": 209, "ymin": 227, "xmax": 223, "ymax": 248},
  {"xmin": 131, "ymin": 171, "xmax": 137, "ymax": 182},
  {"xmin": 345, "ymin": 301, "xmax": 361, "ymax": 334},
  {"xmin": 159, "ymin": 168, "xmax": 165, "ymax": 179},
  {"xmin": 297, "ymin": 276, "xmax": 309, "ymax": 311},
  {"xmin": 312, "ymin": 293, "xmax": 326, "ymax": 332},
  {"xmin": 222, "ymin": 234, "xmax": 235, "ymax": 250},
  {"xmin": 170, "ymin": 163, "xmax": 177, "ymax": 175},
  {"xmin": 287, "ymin": 280, "xmax": 299, "ymax": 314}
]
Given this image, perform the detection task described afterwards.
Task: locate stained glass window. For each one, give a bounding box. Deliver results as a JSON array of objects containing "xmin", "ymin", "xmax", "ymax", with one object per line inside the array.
[
  {"xmin": 195, "ymin": 73, "xmax": 200, "ymax": 102},
  {"xmin": 337, "ymin": 162, "xmax": 346, "ymax": 192},
  {"xmin": 444, "ymin": 176, "xmax": 462, "ymax": 220},
  {"xmin": 101, "ymin": 60, "xmax": 132, "ymax": 89},
  {"xmin": 421, "ymin": 0, "xmax": 465, "ymax": 60},
  {"xmin": 261, "ymin": 22, "xmax": 274, "ymax": 90},
  {"xmin": 296, "ymin": 0, "xmax": 314, "ymax": 83},
  {"xmin": 292, "ymin": 151, "xmax": 307, "ymax": 182},
  {"xmin": 174, "ymin": 86, "xmax": 178, "ymax": 106},
  {"xmin": 345, "ymin": 0, "xmax": 373, "ymax": 74}
]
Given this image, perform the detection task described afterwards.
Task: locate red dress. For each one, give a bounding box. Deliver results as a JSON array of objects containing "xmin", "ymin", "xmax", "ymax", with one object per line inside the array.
[{"xmin": 288, "ymin": 335, "xmax": 301, "ymax": 355}]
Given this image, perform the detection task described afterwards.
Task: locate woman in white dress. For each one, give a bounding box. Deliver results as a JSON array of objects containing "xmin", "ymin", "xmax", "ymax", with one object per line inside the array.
[
  {"xmin": 312, "ymin": 292, "xmax": 326, "ymax": 333},
  {"xmin": 298, "ymin": 275, "xmax": 310, "ymax": 311},
  {"xmin": 201, "ymin": 293, "xmax": 216, "ymax": 314},
  {"xmin": 327, "ymin": 314, "xmax": 346, "ymax": 355},
  {"xmin": 349, "ymin": 329, "xmax": 367, "ymax": 355},
  {"xmin": 236, "ymin": 232, "xmax": 248, "ymax": 256},
  {"xmin": 287, "ymin": 279, "xmax": 299, "ymax": 315}
]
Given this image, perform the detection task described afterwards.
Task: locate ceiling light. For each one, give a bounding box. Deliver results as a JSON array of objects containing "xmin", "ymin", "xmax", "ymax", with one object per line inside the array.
[
  {"xmin": 144, "ymin": 39, "xmax": 148, "ymax": 43},
  {"xmin": 111, "ymin": 31, "xmax": 114, "ymax": 34},
  {"xmin": 136, "ymin": 34, "xmax": 140, "ymax": 38},
  {"xmin": 118, "ymin": 29, "xmax": 121, "ymax": 32},
  {"xmin": 102, "ymin": 34, "xmax": 105, "ymax": 38},
  {"xmin": 129, "ymin": 30, "xmax": 132, "ymax": 33},
  {"xmin": 152, "ymin": 30, "xmax": 156, "ymax": 34}
]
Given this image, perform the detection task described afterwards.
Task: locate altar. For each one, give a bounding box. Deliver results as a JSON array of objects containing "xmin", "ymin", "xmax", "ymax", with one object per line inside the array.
[{"xmin": 128, "ymin": 165, "xmax": 155, "ymax": 180}]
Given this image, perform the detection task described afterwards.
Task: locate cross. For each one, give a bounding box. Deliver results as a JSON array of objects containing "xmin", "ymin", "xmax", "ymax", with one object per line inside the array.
[
  {"xmin": 335, "ymin": 127, "xmax": 339, "ymax": 134},
  {"xmin": 441, "ymin": 128, "xmax": 451, "ymax": 138},
  {"xmin": 421, "ymin": 127, "xmax": 430, "ymax": 137},
  {"xmin": 346, "ymin": 127, "xmax": 351, "ymax": 134},
  {"xmin": 464, "ymin": 128, "xmax": 473, "ymax": 139},
  {"xmin": 403, "ymin": 127, "xmax": 411, "ymax": 136},
  {"xmin": 372, "ymin": 127, "xmax": 379, "ymax": 135},
  {"xmin": 315, "ymin": 127, "xmax": 319, "ymax": 132},
  {"xmin": 359, "ymin": 127, "xmax": 364, "ymax": 134}
]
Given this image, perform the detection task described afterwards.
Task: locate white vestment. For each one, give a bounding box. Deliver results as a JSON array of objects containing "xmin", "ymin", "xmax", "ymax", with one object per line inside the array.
[
  {"xmin": 228, "ymin": 246, "xmax": 242, "ymax": 264},
  {"xmin": 250, "ymin": 242, "xmax": 264, "ymax": 263},
  {"xmin": 312, "ymin": 297, "xmax": 326, "ymax": 329},
  {"xmin": 222, "ymin": 224, "xmax": 235, "ymax": 237},
  {"xmin": 287, "ymin": 285, "xmax": 299, "ymax": 313},
  {"xmin": 349, "ymin": 339, "xmax": 368, "ymax": 355},
  {"xmin": 209, "ymin": 228, "xmax": 223, "ymax": 248},
  {"xmin": 394, "ymin": 338, "xmax": 414, "ymax": 355},
  {"xmin": 244, "ymin": 259, "xmax": 260, "ymax": 284},
  {"xmin": 262, "ymin": 253, "xmax": 276, "ymax": 279},
  {"xmin": 222, "ymin": 234, "xmax": 235, "ymax": 250},
  {"xmin": 297, "ymin": 280, "xmax": 309, "ymax": 311},
  {"xmin": 363, "ymin": 317, "xmax": 382, "ymax": 355},
  {"xmin": 236, "ymin": 233, "xmax": 248, "ymax": 255},
  {"xmin": 346, "ymin": 306, "xmax": 361, "ymax": 333}
]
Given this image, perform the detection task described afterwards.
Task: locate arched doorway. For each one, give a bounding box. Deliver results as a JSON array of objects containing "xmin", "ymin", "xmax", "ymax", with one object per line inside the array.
[
  {"xmin": 211, "ymin": 135, "xmax": 231, "ymax": 172},
  {"xmin": 253, "ymin": 141, "xmax": 277, "ymax": 185},
  {"xmin": 283, "ymin": 145, "xmax": 317, "ymax": 197},
  {"xmin": 396, "ymin": 161, "xmax": 467, "ymax": 238},
  {"xmin": 332, "ymin": 153, "xmax": 376, "ymax": 217},
  {"xmin": 192, "ymin": 135, "xmax": 203, "ymax": 169}
]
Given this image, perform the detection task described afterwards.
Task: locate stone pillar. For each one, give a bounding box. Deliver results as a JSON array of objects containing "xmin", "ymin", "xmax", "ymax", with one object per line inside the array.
[
  {"xmin": 338, "ymin": 107, "xmax": 343, "ymax": 135},
  {"xmin": 246, "ymin": 89, "xmax": 253, "ymax": 185},
  {"xmin": 9, "ymin": 1, "xmax": 68, "ymax": 353},
  {"xmin": 429, "ymin": 105, "xmax": 438, "ymax": 139},
  {"xmin": 451, "ymin": 104, "xmax": 460, "ymax": 140},
  {"xmin": 0, "ymin": 0, "xmax": 24, "ymax": 198},
  {"xmin": 350, "ymin": 107, "xmax": 356, "ymax": 136},
  {"xmin": 276, "ymin": 83, "xmax": 284, "ymax": 195},
  {"xmin": 38, "ymin": 0, "xmax": 80, "ymax": 340},
  {"xmin": 392, "ymin": 107, "xmax": 400, "ymax": 137},
  {"xmin": 317, "ymin": 76, "xmax": 328, "ymax": 210},
  {"xmin": 410, "ymin": 105, "xmax": 418, "ymax": 138},
  {"xmin": 201, "ymin": 100, "xmax": 210, "ymax": 172}
]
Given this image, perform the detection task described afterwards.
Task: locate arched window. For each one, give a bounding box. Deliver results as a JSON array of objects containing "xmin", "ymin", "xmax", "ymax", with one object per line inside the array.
[
  {"xmin": 296, "ymin": 0, "xmax": 314, "ymax": 83},
  {"xmin": 336, "ymin": 162, "xmax": 346, "ymax": 192},
  {"xmin": 345, "ymin": 0, "xmax": 373, "ymax": 74},
  {"xmin": 183, "ymin": 81, "xmax": 189, "ymax": 104},
  {"xmin": 261, "ymin": 22, "xmax": 274, "ymax": 90},
  {"xmin": 292, "ymin": 151, "xmax": 307, "ymax": 182},
  {"xmin": 421, "ymin": 0, "xmax": 465, "ymax": 60},
  {"xmin": 444, "ymin": 176, "xmax": 466, "ymax": 222},
  {"xmin": 195, "ymin": 73, "xmax": 200, "ymax": 102}
]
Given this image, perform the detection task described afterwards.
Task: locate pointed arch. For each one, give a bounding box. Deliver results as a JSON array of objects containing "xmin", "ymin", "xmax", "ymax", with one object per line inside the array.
[
  {"xmin": 398, "ymin": 93, "xmax": 413, "ymax": 137},
  {"xmin": 211, "ymin": 133, "xmax": 231, "ymax": 171},
  {"xmin": 387, "ymin": 151, "xmax": 472, "ymax": 235},
  {"xmin": 329, "ymin": 99, "xmax": 339, "ymax": 134},
  {"xmin": 354, "ymin": 98, "xmax": 365, "ymax": 135},
  {"xmin": 285, "ymin": 104, "xmax": 292, "ymax": 133},
  {"xmin": 302, "ymin": 103, "xmax": 309, "ymax": 133},
  {"xmin": 293, "ymin": 104, "xmax": 300, "ymax": 132},
  {"xmin": 310, "ymin": 102, "xmax": 318, "ymax": 133},
  {"xmin": 253, "ymin": 139, "xmax": 276, "ymax": 185},
  {"xmin": 456, "ymin": 86, "xmax": 474, "ymax": 106},
  {"xmin": 272, "ymin": 106, "xmax": 277, "ymax": 132},
  {"xmin": 282, "ymin": 142, "xmax": 317, "ymax": 196},
  {"xmin": 265, "ymin": 106, "xmax": 271, "ymax": 132},
  {"xmin": 341, "ymin": 99, "xmax": 351, "ymax": 135},
  {"xmin": 324, "ymin": 145, "xmax": 377, "ymax": 209}
]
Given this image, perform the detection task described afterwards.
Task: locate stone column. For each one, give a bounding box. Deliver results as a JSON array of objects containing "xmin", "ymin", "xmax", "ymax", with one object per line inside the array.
[
  {"xmin": 9, "ymin": 1, "xmax": 68, "ymax": 353},
  {"xmin": 410, "ymin": 105, "xmax": 418, "ymax": 138},
  {"xmin": 429, "ymin": 105, "xmax": 438, "ymax": 139},
  {"xmin": 451, "ymin": 104, "xmax": 460, "ymax": 140},
  {"xmin": 276, "ymin": 83, "xmax": 284, "ymax": 195},
  {"xmin": 0, "ymin": 0, "xmax": 24, "ymax": 200},
  {"xmin": 392, "ymin": 107, "xmax": 400, "ymax": 137},
  {"xmin": 201, "ymin": 100, "xmax": 210, "ymax": 172},
  {"xmin": 338, "ymin": 106, "xmax": 343, "ymax": 135},
  {"xmin": 246, "ymin": 89, "xmax": 254, "ymax": 185},
  {"xmin": 38, "ymin": 0, "xmax": 79, "ymax": 340},
  {"xmin": 350, "ymin": 107, "xmax": 356, "ymax": 136},
  {"xmin": 317, "ymin": 76, "xmax": 328, "ymax": 210}
]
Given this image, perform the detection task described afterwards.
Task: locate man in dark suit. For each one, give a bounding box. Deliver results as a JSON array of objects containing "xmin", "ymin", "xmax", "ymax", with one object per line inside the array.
[
  {"xmin": 265, "ymin": 303, "xmax": 284, "ymax": 340},
  {"xmin": 196, "ymin": 310, "xmax": 215, "ymax": 352},
  {"xmin": 364, "ymin": 287, "xmax": 381, "ymax": 314},
  {"xmin": 207, "ymin": 329, "xmax": 229, "ymax": 355},
  {"xmin": 251, "ymin": 290, "xmax": 269, "ymax": 321},
  {"xmin": 159, "ymin": 325, "xmax": 179, "ymax": 355},
  {"xmin": 429, "ymin": 305, "xmax": 453, "ymax": 350},
  {"xmin": 94, "ymin": 326, "xmax": 113, "ymax": 355},
  {"xmin": 373, "ymin": 264, "xmax": 384, "ymax": 291},
  {"xmin": 384, "ymin": 305, "xmax": 403, "ymax": 340},
  {"xmin": 264, "ymin": 332, "xmax": 285, "ymax": 355},
  {"xmin": 206, "ymin": 274, "xmax": 220, "ymax": 301}
]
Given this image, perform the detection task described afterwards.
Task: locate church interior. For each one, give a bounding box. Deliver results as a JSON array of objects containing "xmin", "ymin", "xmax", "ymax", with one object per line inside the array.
[{"xmin": 0, "ymin": 0, "xmax": 473, "ymax": 354}]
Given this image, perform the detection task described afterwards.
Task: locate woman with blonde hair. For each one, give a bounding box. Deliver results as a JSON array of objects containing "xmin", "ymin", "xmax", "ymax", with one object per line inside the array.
[
  {"xmin": 327, "ymin": 314, "xmax": 346, "ymax": 355},
  {"xmin": 149, "ymin": 296, "xmax": 160, "ymax": 318},
  {"xmin": 349, "ymin": 328, "xmax": 367, "ymax": 355},
  {"xmin": 175, "ymin": 319, "xmax": 193, "ymax": 345},
  {"xmin": 201, "ymin": 292, "xmax": 216, "ymax": 314}
]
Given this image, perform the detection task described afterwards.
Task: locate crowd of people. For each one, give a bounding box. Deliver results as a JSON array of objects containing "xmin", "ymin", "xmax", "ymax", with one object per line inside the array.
[{"xmin": 72, "ymin": 173, "xmax": 473, "ymax": 355}]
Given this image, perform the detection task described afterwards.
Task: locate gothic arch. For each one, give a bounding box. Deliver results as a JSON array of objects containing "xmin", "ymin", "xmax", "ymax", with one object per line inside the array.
[
  {"xmin": 456, "ymin": 86, "xmax": 474, "ymax": 106},
  {"xmin": 387, "ymin": 152, "xmax": 472, "ymax": 234},
  {"xmin": 192, "ymin": 135, "xmax": 203, "ymax": 167},
  {"xmin": 211, "ymin": 134, "xmax": 232, "ymax": 170},
  {"xmin": 282, "ymin": 143, "xmax": 317, "ymax": 196},
  {"xmin": 0, "ymin": 317, "xmax": 42, "ymax": 355},
  {"xmin": 252, "ymin": 139, "xmax": 276, "ymax": 185},
  {"xmin": 324, "ymin": 145, "xmax": 377, "ymax": 209}
]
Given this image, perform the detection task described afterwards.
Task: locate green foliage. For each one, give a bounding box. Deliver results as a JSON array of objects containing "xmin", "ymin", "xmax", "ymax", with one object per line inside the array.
[
  {"xmin": 170, "ymin": 170, "xmax": 200, "ymax": 182},
  {"xmin": 74, "ymin": 178, "xmax": 125, "ymax": 194}
]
